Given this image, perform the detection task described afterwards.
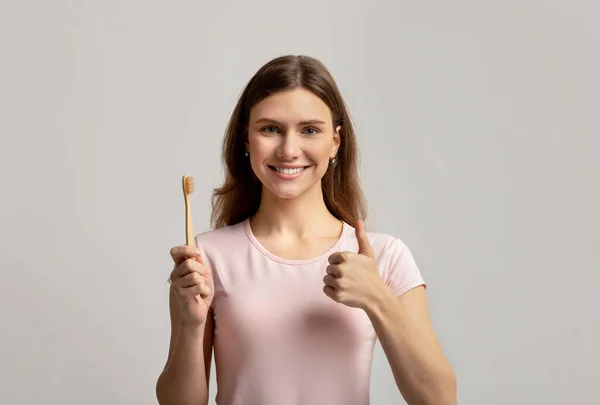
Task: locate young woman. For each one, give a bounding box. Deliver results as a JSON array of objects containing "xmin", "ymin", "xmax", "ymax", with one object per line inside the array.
[{"xmin": 156, "ymin": 55, "xmax": 456, "ymax": 405}]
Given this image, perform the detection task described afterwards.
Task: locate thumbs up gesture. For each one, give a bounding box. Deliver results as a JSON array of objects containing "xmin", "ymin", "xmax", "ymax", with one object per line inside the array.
[{"xmin": 323, "ymin": 220, "xmax": 389, "ymax": 310}]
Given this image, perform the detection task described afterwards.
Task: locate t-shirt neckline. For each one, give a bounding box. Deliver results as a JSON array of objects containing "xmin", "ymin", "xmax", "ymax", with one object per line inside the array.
[{"xmin": 243, "ymin": 218, "xmax": 351, "ymax": 266}]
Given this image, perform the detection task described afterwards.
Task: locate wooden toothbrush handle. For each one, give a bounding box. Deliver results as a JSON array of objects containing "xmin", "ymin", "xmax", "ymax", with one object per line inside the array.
[{"xmin": 185, "ymin": 195, "xmax": 196, "ymax": 248}]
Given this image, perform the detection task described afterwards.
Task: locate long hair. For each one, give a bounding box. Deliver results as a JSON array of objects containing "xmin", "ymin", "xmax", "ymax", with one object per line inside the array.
[{"xmin": 210, "ymin": 55, "xmax": 367, "ymax": 229}]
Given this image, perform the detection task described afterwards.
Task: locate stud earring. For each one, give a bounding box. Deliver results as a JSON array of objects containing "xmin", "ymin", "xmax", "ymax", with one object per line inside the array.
[
  {"xmin": 245, "ymin": 152, "xmax": 249, "ymax": 157},
  {"xmin": 329, "ymin": 157, "xmax": 336, "ymax": 165}
]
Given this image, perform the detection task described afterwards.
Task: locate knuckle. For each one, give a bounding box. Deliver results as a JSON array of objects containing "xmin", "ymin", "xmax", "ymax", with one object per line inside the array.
[
  {"xmin": 195, "ymin": 284, "xmax": 206, "ymax": 295},
  {"xmin": 193, "ymin": 264, "xmax": 205, "ymax": 276},
  {"xmin": 181, "ymin": 258, "xmax": 193, "ymax": 270}
]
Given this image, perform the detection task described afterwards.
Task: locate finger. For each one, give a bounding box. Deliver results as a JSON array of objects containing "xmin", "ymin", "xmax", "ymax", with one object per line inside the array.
[
  {"xmin": 198, "ymin": 283, "xmax": 211, "ymax": 297},
  {"xmin": 179, "ymin": 283, "xmax": 211, "ymax": 301},
  {"xmin": 328, "ymin": 251, "xmax": 350, "ymax": 264},
  {"xmin": 323, "ymin": 274, "xmax": 339, "ymax": 288},
  {"xmin": 170, "ymin": 245, "xmax": 203, "ymax": 266},
  {"xmin": 176, "ymin": 271, "xmax": 205, "ymax": 288},
  {"xmin": 355, "ymin": 220, "xmax": 375, "ymax": 258},
  {"xmin": 325, "ymin": 264, "xmax": 341, "ymax": 277},
  {"xmin": 169, "ymin": 265, "xmax": 203, "ymax": 286},
  {"xmin": 323, "ymin": 285, "xmax": 337, "ymax": 300},
  {"xmin": 173, "ymin": 259, "xmax": 206, "ymax": 278}
]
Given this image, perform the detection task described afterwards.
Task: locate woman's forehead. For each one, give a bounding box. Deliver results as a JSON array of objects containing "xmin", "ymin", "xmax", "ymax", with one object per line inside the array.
[{"xmin": 249, "ymin": 89, "xmax": 331, "ymax": 124}]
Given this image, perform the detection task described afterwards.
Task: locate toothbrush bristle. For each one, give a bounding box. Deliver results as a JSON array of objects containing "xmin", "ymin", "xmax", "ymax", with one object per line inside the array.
[{"xmin": 183, "ymin": 176, "xmax": 194, "ymax": 194}]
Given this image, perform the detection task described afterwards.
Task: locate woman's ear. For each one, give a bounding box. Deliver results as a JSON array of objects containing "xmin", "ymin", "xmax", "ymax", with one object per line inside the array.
[{"xmin": 332, "ymin": 125, "xmax": 342, "ymax": 157}]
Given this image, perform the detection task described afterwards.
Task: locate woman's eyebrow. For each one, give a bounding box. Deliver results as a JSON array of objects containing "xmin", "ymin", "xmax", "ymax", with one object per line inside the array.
[
  {"xmin": 254, "ymin": 118, "xmax": 327, "ymax": 126},
  {"xmin": 298, "ymin": 119, "xmax": 327, "ymax": 125}
]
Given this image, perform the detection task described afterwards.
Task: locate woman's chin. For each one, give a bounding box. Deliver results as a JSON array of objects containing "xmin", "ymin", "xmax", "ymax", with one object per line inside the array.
[
  {"xmin": 271, "ymin": 189, "xmax": 303, "ymax": 201},
  {"xmin": 263, "ymin": 183, "xmax": 316, "ymax": 201}
]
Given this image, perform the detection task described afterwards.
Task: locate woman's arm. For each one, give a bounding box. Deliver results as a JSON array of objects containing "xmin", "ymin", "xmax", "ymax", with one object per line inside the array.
[
  {"xmin": 156, "ymin": 289, "xmax": 214, "ymax": 405},
  {"xmin": 365, "ymin": 286, "xmax": 456, "ymax": 405}
]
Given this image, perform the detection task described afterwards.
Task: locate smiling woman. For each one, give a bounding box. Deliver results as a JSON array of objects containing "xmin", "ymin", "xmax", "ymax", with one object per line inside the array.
[
  {"xmin": 246, "ymin": 88, "xmax": 341, "ymax": 201},
  {"xmin": 157, "ymin": 55, "xmax": 456, "ymax": 405},
  {"xmin": 210, "ymin": 55, "xmax": 366, "ymax": 229}
]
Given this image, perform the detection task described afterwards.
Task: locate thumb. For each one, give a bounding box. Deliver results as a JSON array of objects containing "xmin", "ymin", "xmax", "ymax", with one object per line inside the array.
[{"xmin": 355, "ymin": 220, "xmax": 374, "ymax": 258}]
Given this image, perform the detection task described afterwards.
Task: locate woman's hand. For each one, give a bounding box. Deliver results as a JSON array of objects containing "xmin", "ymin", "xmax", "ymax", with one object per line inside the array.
[
  {"xmin": 323, "ymin": 220, "xmax": 391, "ymax": 310},
  {"xmin": 168, "ymin": 245, "xmax": 214, "ymax": 327}
]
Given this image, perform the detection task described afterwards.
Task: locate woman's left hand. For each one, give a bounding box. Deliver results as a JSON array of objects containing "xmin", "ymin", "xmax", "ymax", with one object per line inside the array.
[{"xmin": 323, "ymin": 220, "xmax": 391, "ymax": 310}]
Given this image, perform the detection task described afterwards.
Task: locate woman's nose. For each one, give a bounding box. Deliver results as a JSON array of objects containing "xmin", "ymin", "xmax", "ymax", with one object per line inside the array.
[{"xmin": 277, "ymin": 132, "xmax": 301, "ymax": 160}]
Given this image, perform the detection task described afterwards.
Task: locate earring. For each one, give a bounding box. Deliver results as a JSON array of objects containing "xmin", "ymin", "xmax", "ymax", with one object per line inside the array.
[
  {"xmin": 329, "ymin": 157, "xmax": 336, "ymax": 165},
  {"xmin": 245, "ymin": 152, "xmax": 249, "ymax": 157}
]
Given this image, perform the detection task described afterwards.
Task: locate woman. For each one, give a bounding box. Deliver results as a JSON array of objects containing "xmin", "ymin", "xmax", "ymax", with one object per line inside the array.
[{"xmin": 156, "ymin": 55, "xmax": 456, "ymax": 405}]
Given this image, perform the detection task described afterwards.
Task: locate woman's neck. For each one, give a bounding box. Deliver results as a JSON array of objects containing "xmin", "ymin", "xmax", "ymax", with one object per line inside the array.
[{"xmin": 251, "ymin": 184, "xmax": 342, "ymax": 238}]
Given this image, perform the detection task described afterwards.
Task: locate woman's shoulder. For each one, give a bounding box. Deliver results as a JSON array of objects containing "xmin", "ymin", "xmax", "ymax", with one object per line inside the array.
[{"xmin": 194, "ymin": 220, "xmax": 248, "ymax": 251}]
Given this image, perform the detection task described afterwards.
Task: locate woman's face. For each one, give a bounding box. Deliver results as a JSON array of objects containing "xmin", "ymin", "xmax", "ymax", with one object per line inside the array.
[{"xmin": 246, "ymin": 88, "xmax": 341, "ymax": 201}]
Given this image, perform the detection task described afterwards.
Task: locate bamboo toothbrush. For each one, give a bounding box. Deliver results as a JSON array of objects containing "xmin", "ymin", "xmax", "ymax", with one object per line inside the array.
[{"xmin": 182, "ymin": 175, "xmax": 196, "ymax": 248}]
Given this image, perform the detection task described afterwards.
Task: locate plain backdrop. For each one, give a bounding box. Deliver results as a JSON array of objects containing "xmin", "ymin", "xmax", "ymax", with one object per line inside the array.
[{"xmin": 1, "ymin": 1, "xmax": 598, "ymax": 404}]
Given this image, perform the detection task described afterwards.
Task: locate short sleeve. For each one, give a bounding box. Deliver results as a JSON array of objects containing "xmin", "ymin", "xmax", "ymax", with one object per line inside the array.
[{"xmin": 385, "ymin": 238, "xmax": 426, "ymax": 297}]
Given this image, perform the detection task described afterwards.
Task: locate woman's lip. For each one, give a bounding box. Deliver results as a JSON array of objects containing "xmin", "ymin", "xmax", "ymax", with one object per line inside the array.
[
  {"xmin": 268, "ymin": 165, "xmax": 310, "ymax": 169},
  {"xmin": 268, "ymin": 165, "xmax": 309, "ymax": 179}
]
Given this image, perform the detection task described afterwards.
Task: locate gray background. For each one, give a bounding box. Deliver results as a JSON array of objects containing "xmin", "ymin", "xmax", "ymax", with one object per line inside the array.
[{"xmin": 1, "ymin": 1, "xmax": 598, "ymax": 404}]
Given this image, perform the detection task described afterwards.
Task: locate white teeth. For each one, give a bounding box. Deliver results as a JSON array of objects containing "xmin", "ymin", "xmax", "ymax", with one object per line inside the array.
[{"xmin": 273, "ymin": 166, "xmax": 306, "ymax": 174}]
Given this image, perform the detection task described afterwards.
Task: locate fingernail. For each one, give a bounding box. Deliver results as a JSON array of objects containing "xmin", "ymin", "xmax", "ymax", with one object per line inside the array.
[{"xmin": 195, "ymin": 249, "xmax": 202, "ymax": 256}]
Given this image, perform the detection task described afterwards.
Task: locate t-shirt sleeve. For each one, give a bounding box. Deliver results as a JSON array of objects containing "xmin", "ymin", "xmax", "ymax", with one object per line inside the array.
[{"xmin": 384, "ymin": 238, "xmax": 426, "ymax": 297}]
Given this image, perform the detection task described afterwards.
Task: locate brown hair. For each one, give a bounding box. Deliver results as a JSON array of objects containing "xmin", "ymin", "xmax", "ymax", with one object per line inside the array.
[{"xmin": 210, "ymin": 55, "xmax": 367, "ymax": 229}]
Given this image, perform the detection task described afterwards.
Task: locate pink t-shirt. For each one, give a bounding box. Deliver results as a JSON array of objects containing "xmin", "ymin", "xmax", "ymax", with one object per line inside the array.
[{"xmin": 195, "ymin": 218, "xmax": 426, "ymax": 405}]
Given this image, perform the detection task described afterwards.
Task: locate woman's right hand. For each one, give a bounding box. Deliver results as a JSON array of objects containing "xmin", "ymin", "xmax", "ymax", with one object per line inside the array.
[{"xmin": 168, "ymin": 245, "xmax": 214, "ymax": 328}]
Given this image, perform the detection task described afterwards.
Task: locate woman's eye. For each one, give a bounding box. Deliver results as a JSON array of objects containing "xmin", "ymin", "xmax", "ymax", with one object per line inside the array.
[
  {"xmin": 262, "ymin": 126, "xmax": 278, "ymax": 134},
  {"xmin": 304, "ymin": 127, "xmax": 319, "ymax": 135}
]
